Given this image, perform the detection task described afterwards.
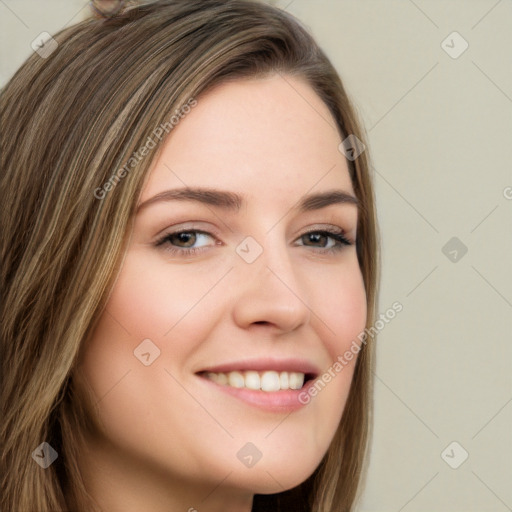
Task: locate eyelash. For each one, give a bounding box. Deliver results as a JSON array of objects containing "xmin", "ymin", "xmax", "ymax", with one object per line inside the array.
[{"xmin": 155, "ymin": 228, "xmax": 353, "ymax": 257}]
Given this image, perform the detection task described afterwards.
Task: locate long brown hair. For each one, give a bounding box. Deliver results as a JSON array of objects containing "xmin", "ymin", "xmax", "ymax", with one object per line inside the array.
[{"xmin": 0, "ymin": 1, "xmax": 379, "ymax": 510}]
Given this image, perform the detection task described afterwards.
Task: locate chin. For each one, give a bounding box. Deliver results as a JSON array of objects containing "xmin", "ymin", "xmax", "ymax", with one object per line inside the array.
[{"xmin": 226, "ymin": 448, "xmax": 325, "ymax": 495}]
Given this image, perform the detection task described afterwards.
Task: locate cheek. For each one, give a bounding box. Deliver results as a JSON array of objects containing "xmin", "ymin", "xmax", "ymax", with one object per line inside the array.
[
  {"xmin": 302, "ymin": 258, "xmax": 367, "ymax": 430},
  {"xmin": 104, "ymin": 250, "xmax": 224, "ymax": 341},
  {"xmin": 77, "ymin": 253, "xmax": 230, "ymax": 475},
  {"xmin": 308, "ymin": 256, "xmax": 368, "ymax": 359},
  {"xmin": 79, "ymin": 249, "xmax": 225, "ymax": 407}
]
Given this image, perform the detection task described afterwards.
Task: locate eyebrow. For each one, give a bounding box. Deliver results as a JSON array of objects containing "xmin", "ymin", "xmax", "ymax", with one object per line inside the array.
[{"xmin": 136, "ymin": 187, "xmax": 359, "ymax": 213}]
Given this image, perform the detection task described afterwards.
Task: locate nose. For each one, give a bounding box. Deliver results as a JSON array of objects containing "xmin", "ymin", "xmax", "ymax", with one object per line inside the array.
[{"xmin": 231, "ymin": 240, "xmax": 311, "ymax": 334}]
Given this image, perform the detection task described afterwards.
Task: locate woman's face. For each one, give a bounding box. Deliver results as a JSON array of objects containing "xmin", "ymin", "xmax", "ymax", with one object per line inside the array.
[{"xmin": 78, "ymin": 74, "xmax": 367, "ymax": 510}]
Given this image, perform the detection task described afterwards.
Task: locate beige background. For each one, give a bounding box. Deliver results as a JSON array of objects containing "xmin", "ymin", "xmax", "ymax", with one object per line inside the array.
[{"xmin": 1, "ymin": 1, "xmax": 511, "ymax": 511}]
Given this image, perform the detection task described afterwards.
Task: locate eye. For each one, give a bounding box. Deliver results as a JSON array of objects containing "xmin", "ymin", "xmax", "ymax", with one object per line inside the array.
[
  {"xmin": 155, "ymin": 227, "xmax": 353, "ymax": 258},
  {"xmin": 155, "ymin": 230, "xmax": 217, "ymax": 256},
  {"xmin": 296, "ymin": 229, "xmax": 352, "ymax": 254}
]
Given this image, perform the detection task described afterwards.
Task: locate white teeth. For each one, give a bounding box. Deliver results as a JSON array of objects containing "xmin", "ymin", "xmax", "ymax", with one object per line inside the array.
[
  {"xmin": 260, "ymin": 371, "xmax": 280, "ymax": 392},
  {"xmin": 204, "ymin": 370, "xmax": 306, "ymax": 391},
  {"xmin": 279, "ymin": 371, "xmax": 289, "ymax": 390},
  {"xmin": 289, "ymin": 372, "xmax": 305, "ymax": 390},
  {"xmin": 228, "ymin": 371, "xmax": 245, "ymax": 388},
  {"xmin": 244, "ymin": 371, "xmax": 261, "ymax": 390}
]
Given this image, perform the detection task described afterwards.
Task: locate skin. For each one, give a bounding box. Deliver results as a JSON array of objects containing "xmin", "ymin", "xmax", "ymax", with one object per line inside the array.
[{"xmin": 76, "ymin": 73, "xmax": 367, "ymax": 512}]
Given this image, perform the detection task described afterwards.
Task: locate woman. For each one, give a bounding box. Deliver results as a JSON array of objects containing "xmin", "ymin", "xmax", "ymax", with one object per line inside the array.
[{"xmin": 0, "ymin": 1, "xmax": 379, "ymax": 510}]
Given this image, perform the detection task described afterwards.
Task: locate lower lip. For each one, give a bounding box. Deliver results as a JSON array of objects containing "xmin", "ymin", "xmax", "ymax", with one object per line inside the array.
[{"xmin": 198, "ymin": 375, "xmax": 315, "ymax": 412}]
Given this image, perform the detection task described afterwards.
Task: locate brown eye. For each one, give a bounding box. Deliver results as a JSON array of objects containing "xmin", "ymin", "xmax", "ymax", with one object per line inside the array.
[
  {"xmin": 155, "ymin": 229, "xmax": 217, "ymax": 257},
  {"xmin": 302, "ymin": 232, "xmax": 329, "ymax": 247},
  {"xmin": 168, "ymin": 232, "xmax": 197, "ymax": 248},
  {"xmin": 298, "ymin": 230, "xmax": 351, "ymax": 251}
]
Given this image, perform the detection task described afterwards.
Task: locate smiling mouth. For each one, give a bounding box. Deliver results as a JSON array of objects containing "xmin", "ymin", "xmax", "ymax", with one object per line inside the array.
[{"xmin": 198, "ymin": 370, "xmax": 316, "ymax": 392}]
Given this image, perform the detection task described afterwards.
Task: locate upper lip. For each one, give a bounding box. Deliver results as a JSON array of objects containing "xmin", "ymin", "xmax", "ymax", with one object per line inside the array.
[{"xmin": 196, "ymin": 358, "xmax": 321, "ymax": 377}]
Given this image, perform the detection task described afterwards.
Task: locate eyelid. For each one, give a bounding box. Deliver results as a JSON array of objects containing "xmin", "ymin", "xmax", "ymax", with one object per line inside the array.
[
  {"xmin": 155, "ymin": 228, "xmax": 219, "ymax": 249},
  {"xmin": 154, "ymin": 222, "xmax": 352, "ymax": 243},
  {"xmin": 296, "ymin": 223, "xmax": 355, "ymax": 245},
  {"xmin": 153, "ymin": 221, "xmax": 222, "ymax": 244},
  {"xmin": 154, "ymin": 222, "xmax": 354, "ymax": 258},
  {"xmin": 296, "ymin": 229, "xmax": 352, "ymax": 250}
]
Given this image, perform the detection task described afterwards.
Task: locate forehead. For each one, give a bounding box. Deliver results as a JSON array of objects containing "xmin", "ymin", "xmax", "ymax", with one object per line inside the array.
[{"xmin": 140, "ymin": 74, "xmax": 353, "ymax": 206}]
